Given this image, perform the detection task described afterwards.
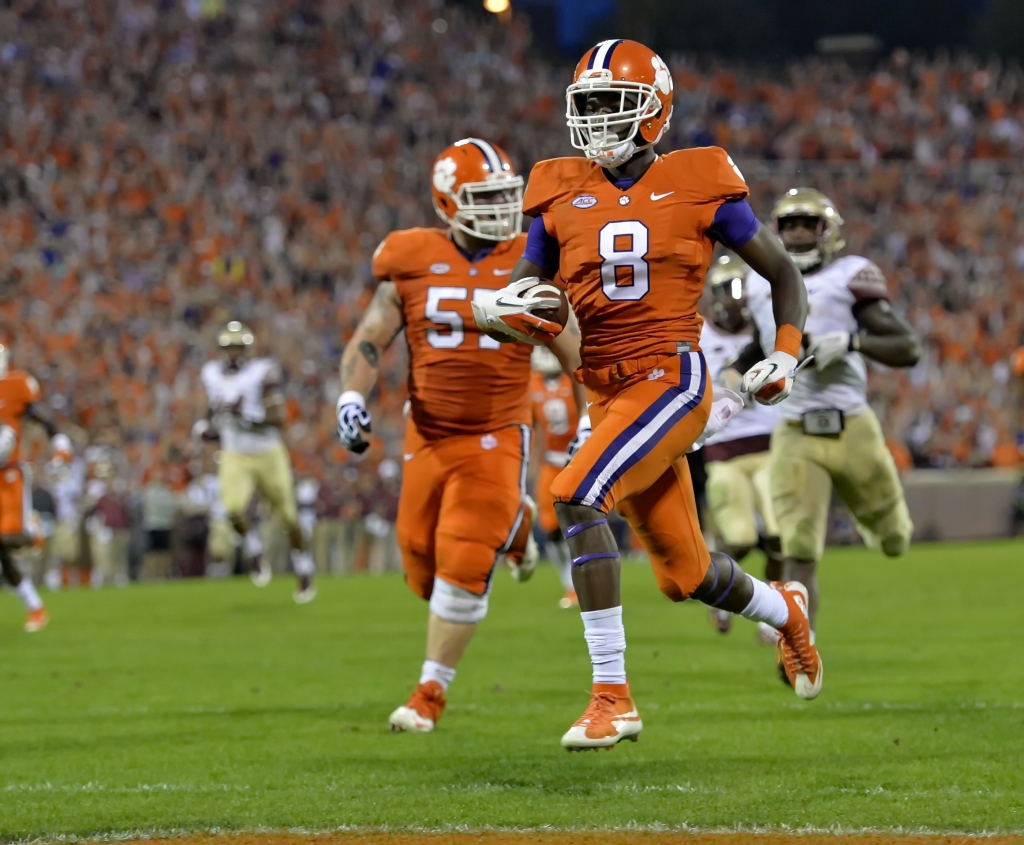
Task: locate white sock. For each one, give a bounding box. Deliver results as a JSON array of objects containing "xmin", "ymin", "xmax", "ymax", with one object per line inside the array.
[
  {"xmin": 739, "ymin": 576, "xmax": 789, "ymax": 628},
  {"xmin": 551, "ymin": 540, "xmax": 574, "ymax": 591},
  {"xmin": 243, "ymin": 529, "xmax": 263, "ymax": 559},
  {"xmin": 419, "ymin": 658, "xmax": 457, "ymax": 691},
  {"xmin": 290, "ymin": 548, "xmax": 314, "ymax": 577},
  {"xmin": 15, "ymin": 578, "xmax": 43, "ymax": 612},
  {"xmin": 581, "ymin": 606, "xmax": 626, "ymax": 685}
]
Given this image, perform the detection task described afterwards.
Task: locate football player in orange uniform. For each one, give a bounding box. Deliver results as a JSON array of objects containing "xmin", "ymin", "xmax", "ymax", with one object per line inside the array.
[
  {"xmin": 335, "ymin": 139, "xmax": 583, "ymax": 733},
  {"xmin": 529, "ymin": 345, "xmax": 579, "ymax": 608},
  {"xmin": 477, "ymin": 40, "xmax": 821, "ymax": 749},
  {"xmin": 0, "ymin": 344, "xmax": 57, "ymax": 632}
]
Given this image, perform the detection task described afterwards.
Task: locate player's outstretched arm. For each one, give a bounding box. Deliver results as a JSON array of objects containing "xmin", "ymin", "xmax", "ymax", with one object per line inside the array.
[
  {"xmin": 340, "ymin": 282, "xmax": 404, "ymax": 396},
  {"xmin": 848, "ymin": 300, "xmax": 922, "ymax": 368},
  {"xmin": 23, "ymin": 403, "xmax": 57, "ymax": 439},
  {"xmin": 262, "ymin": 366, "xmax": 287, "ymax": 429},
  {"xmin": 734, "ymin": 227, "xmax": 808, "ymax": 405},
  {"xmin": 735, "ymin": 226, "xmax": 807, "ymax": 338},
  {"xmin": 336, "ymin": 281, "xmax": 404, "ymax": 453},
  {"xmin": 510, "ymin": 257, "xmax": 549, "ymax": 285}
]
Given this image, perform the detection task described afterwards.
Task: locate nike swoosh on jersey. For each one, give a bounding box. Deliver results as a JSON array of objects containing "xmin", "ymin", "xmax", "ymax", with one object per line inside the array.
[
  {"xmin": 650, "ymin": 191, "xmax": 675, "ymax": 201},
  {"xmin": 493, "ymin": 268, "xmax": 513, "ymax": 275}
]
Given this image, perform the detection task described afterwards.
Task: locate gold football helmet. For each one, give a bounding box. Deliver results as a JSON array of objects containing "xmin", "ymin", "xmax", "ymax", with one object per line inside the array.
[
  {"xmin": 706, "ymin": 253, "xmax": 751, "ymax": 334},
  {"xmin": 218, "ymin": 321, "xmax": 255, "ymax": 349},
  {"xmin": 771, "ymin": 188, "xmax": 845, "ymax": 272}
]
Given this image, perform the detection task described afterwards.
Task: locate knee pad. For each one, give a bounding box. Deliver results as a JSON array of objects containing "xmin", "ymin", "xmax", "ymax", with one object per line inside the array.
[{"xmin": 428, "ymin": 578, "xmax": 489, "ymax": 625}]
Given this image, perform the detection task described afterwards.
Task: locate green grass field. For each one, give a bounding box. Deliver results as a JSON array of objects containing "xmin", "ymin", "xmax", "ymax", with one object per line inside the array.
[{"xmin": 1, "ymin": 541, "xmax": 1023, "ymax": 838}]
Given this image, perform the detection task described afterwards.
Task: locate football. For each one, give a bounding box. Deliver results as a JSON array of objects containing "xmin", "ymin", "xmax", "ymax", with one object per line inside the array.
[
  {"xmin": 477, "ymin": 279, "xmax": 570, "ymax": 344},
  {"xmin": 528, "ymin": 282, "xmax": 570, "ymax": 331}
]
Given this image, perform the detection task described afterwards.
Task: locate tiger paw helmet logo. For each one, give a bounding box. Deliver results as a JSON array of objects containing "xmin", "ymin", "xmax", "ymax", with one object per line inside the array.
[
  {"xmin": 432, "ymin": 157, "xmax": 458, "ymax": 194},
  {"xmin": 651, "ymin": 55, "xmax": 673, "ymax": 96}
]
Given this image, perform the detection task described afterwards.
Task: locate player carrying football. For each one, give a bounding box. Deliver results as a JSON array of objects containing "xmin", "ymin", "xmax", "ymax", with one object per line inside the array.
[
  {"xmin": 699, "ymin": 254, "xmax": 783, "ymax": 641},
  {"xmin": 0, "ymin": 343, "xmax": 59, "ymax": 632},
  {"xmin": 335, "ymin": 139, "xmax": 582, "ymax": 733},
  {"xmin": 476, "ymin": 39, "xmax": 821, "ymax": 750},
  {"xmin": 196, "ymin": 323, "xmax": 316, "ymax": 603},
  {"xmin": 732, "ymin": 188, "xmax": 920, "ymax": 630},
  {"xmin": 530, "ymin": 345, "xmax": 580, "ymax": 608}
]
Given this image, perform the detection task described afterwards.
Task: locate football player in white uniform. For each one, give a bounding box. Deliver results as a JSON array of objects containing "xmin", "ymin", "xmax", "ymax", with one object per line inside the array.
[
  {"xmin": 197, "ymin": 322, "xmax": 316, "ymax": 603},
  {"xmin": 699, "ymin": 254, "xmax": 783, "ymax": 640},
  {"xmin": 733, "ymin": 189, "xmax": 920, "ymax": 630}
]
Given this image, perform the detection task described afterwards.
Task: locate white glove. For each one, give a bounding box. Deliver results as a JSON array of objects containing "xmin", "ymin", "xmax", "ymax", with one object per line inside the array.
[
  {"xmin": 52, "ymin": 432, "xmax": 74, "ymax": 454},
  {"xmin": 190, "ymin": 419, "xmax": 219, "ymax": 441},
  {"xmin": 741, "ymin": 351, "xmax": 798, "ymax": 406},
  {"xmin": 716, "ymin": 366, "xmax": 752, "ymax": 408},
  {"xmin": 336, "ymin": 391, "xmax": 372, "ymax": 454},
  {"xmin": 691, "ymin": 389, "xmax": 745, "ymax": 451},
  {"xmin": 566, "ymin": 413, "xmax": 591, "ymax": 459},
  {"xmin": 0, "ymin": 424, "xmax": 16, "ymax": 465},
  {"xmin": 471, "ymin": 277, "xmax": 564, "ymax": 346},
  {"xmin": 807, "ymin": 331, "xmax": 854, "ymax": 370}
]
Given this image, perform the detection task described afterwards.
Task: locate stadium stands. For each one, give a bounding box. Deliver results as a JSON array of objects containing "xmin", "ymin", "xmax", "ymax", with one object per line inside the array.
[{"xmin": 0, "ymin": 0, "xmax": 1021, "ymax": 577}]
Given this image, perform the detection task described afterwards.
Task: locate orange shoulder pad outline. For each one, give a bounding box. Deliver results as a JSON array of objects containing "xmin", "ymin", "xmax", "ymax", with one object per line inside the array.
[
  {"xmin": 523, "ymin": 157, "xmax": 594, "ymax": 218},
  {"xmin": 659, "ymin": 146, "xmax": 749, "ymax": 203},
  {"xmin": 371, "ymin": 228, "xmax": 448, "ymax": 281}
]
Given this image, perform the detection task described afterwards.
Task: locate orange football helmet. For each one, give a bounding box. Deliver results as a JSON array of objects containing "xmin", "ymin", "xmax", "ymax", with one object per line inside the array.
[
  {"xmin": 566, "ymin": 39, "xmax": 674, "ymax": 167},
  {"xmin": 431, "ymin": 139, "xmax": 523, "ymax": 242}
]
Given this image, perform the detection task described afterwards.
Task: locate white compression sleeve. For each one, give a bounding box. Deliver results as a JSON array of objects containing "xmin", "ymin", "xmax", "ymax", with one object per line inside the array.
[
  {"xmin": 738, "ymin": 576, "xmax": 789, "ymax": 628},
  {"xmin": 581, "ymin": 606, "xmax": 626, "ymax": 684}
]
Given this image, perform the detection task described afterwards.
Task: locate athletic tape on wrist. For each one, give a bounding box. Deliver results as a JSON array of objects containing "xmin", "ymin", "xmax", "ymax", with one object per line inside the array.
[
  {"xmin": 564, "ymin": 518, "xmax": 607, "ymax": 538},
  {"xmin": 572, "ymin": 551, "xmax": 620, "ymax": 567},
  {"xmin": 774, "ymin": 324, "xmax": 803, "ymax": 359}
]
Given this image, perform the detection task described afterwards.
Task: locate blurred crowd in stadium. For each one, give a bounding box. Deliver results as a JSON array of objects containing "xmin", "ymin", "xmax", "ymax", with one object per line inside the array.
[{"xmin": 1, "ymin": 0, "xmax": 1022, "ymax": 581}]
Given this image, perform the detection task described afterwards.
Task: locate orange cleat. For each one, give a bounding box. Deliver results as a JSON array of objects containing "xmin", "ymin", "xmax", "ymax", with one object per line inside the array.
[
  {"xmin": 558, "ymin": 590, "xmax": 579, "ymax": 609},
  {"xmin": 561, "ymin": 682, "xmax": 642, "ymax": 750},
  {"xmin": 773, "ymin": 581, "xmax": 823, "ymax": 699},
  {"xmin": 25, "ymin": 607, "xmax": 49, "ymax": 633},
  {"xmin": 388, "ymin": 680, "xmax": 447, "ymax": 733}
]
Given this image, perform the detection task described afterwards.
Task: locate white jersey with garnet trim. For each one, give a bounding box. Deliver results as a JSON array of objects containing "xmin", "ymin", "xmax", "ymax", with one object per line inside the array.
[
  {"xmin": 748, "ymin": 254, "xmax": 889, "ymax": 421},
  {"xmin": 699, "ymin": 320, "xmax": 777, "ymax": 446},
  {"xmin": 200, "ymin": 357, "xmax": 282, "ymax": 455}
]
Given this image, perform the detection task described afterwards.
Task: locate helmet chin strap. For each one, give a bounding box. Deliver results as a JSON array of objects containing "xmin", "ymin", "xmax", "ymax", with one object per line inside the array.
[
  {"xmin": 593, "ymin": 139, "xmax": 637, "ymax": 168},
  {"xmin": 789, "ymin": 248, "xmax": 823, "ymax": 272}
]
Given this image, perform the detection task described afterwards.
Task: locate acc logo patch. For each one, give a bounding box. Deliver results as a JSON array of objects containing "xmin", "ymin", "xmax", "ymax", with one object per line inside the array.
[
  {"xmin": 4, "ymin": 469, "xmax": 17, "ymax": 483},
  {"xmin": 429, "ymin": 263, "xmax": 451, "ymax": 274},
  {"xmin": 571, "ymin": 195, "xmax": 598, "ymax": 209},
  {"xmin": 480, "ymin": 434, "xmax": 498, "ymax": 450}
]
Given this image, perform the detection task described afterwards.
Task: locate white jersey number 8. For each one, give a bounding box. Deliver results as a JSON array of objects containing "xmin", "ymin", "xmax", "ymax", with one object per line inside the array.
[{"xmin": 599, "ymin": 220, "xmax": 650, "ymax": 301}]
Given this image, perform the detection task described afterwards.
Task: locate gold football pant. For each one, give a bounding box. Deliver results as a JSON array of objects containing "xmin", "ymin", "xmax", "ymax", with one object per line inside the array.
[
  {"xmin": 218, "ymin": 441, "xmax": 298, "ymax": 528},
  {"xmin": 705, "ymin": 450, "xmax": 777, "ymax": 549},
  {"xmin": 770, "ymin": 408, "xmax": 913, "ymax": 562}
]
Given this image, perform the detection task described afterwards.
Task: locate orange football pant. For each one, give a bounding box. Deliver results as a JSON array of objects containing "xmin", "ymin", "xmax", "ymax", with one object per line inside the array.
[
  {"xmin": 535, "ymin": 462, "xmax": 562, "ymax": 535},
  {"xmin": 0, "ymin": 465, "xmax": 29, "ymax": 537},
  {"xmin": 396, "ymin": 421, "xmax": 531, "ymax": 600},
  {"xmin": 550, "ymin": 351, "xmax": 713, "ymax": 601}
]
